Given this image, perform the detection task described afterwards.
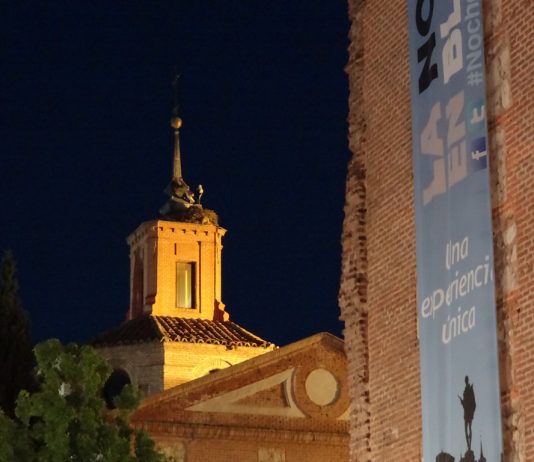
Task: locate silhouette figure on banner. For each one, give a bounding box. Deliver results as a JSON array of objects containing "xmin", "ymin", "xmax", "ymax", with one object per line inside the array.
[
  {"xmin": 458, "ymin": 375, "xmax": 476, "ymax": 451},
  {"xmin": 434, "ymin": 376, "xmax": 488, "ymax": 462}
]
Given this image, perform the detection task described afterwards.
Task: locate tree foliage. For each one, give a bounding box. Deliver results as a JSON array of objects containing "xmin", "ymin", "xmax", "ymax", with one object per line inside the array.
[
  {"xmin": 0, "ymin": 339, "xmax": 165, "ymax": 462},
  {"xmin": 0, "ymin": 249, "xmax": 34, "ymax": 416}
]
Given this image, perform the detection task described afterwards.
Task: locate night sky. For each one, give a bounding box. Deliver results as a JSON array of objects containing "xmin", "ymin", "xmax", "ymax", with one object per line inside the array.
[{"xmin": 1, "ymin": 2, "xmax": 350, "ymax": 347}]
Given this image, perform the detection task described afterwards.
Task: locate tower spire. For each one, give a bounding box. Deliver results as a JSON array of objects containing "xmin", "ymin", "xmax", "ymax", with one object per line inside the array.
[
  {"xmin": 159, "ymin": 73, "xmax": 217, "ymax": 224},
  {"xmin": 171, "ymin": 116, "xmax": 183, "ymax": 182},
  {"xmin": 160, "ymin": 73, "xmax": 198, "ymax": 217}
]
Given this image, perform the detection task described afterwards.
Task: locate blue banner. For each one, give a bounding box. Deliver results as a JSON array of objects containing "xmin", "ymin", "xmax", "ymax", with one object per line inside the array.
[{"xmin": 407, "ymin": 1, "xmax": 503, "ymax": 461}]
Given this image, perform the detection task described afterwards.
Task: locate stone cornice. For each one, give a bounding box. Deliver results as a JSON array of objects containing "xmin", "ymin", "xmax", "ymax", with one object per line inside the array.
[{"xmin": 133, "ymin": 420, "xmax": 349, "ymax": 445}]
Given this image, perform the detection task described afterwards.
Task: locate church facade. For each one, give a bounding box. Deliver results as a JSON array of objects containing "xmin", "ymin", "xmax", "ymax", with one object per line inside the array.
[
  {"xmin": 133, "ymin": 332, "xmax": 349, "ymax": 462},
  {"xmin": 91, "ymin": 110, "xmax": 350, "ymax": 461}
]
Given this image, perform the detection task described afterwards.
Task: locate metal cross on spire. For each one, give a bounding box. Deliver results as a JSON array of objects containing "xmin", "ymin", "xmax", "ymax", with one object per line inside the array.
[{"xmin": 172, "ymin": 70, "xmax": 181, "ymax": 118}]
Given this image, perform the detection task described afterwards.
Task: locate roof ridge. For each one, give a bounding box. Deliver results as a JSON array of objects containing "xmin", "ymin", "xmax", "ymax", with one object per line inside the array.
[{"xmin": 92, "ymin": 315, "xmax": 275, "ymax": 348}]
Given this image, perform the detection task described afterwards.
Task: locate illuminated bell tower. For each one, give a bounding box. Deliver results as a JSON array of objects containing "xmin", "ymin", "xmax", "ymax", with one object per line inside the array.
[
  {"xmin": 92, "ymin": 99, "xmax": 274, "ymax": 395},
  {"xmin": 127, "ymin": 113, "xmax": 229, "ymax": 322}
]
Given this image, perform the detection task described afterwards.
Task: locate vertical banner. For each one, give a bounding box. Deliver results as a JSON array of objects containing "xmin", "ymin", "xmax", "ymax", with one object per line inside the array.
[{"xmin": 407, "ymin": 1, "xmax": 503, "ymax": 461}]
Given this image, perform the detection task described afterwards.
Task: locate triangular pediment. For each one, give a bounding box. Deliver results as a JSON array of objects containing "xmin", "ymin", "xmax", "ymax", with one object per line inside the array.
[
  {"xmin": 234, "ymin": 380, "xmax": 287, "ymax": 407},
  {"xmin": 133, "ymin": 332, "xmax": 349, "ymax": 430},
  {"xmin": 187, "ymin": 368, "xmax": 305, "ymax": 417}
]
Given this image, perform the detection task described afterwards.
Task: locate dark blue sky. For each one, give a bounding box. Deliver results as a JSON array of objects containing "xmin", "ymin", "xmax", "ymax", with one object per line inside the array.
[{"xmin": 0, "ymin": 2, "xmax": 350, "ymax": 346}]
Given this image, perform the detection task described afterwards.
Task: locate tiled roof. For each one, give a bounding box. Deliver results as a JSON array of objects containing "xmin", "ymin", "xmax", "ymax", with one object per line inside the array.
[{"xmin": 89, "ymin": 315, "xmax": 273, "ymax": 348}]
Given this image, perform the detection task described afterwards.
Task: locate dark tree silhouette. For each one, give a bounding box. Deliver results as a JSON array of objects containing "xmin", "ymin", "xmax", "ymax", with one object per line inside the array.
[
  {"xmin": 0, "ymin": 250, "xmax": 33, "ymax": 416},
  {"xmin": 0, "ymin": 340, "xmax": 165, "ymax": 461}
]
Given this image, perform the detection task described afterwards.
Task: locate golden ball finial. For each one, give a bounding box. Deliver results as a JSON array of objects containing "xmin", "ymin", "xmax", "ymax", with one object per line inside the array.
[{"xmin": 170, "ymin": 117, "xmax": 183, "ymax": 130}]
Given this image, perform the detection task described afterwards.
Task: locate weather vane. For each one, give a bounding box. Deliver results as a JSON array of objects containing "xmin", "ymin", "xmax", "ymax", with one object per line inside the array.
[{"xmin": 172, "ymin": 70, "xmax": 181, "ymax": 118}]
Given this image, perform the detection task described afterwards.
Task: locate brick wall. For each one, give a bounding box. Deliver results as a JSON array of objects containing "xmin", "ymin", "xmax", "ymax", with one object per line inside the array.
[
  {"xmin": 163, "ymin": 342, "xmax": 272, "ymax": 388},
  {"xmin": 340, "ymin": 0, "xmax": 533, "ymax": 461},
  {"xmin": 485, "ymin": 1, "xmax": 534, "ymax": 460},
  {"xmin": 154, "ymin": 437, "xmax": 347, "ymax": 462}
]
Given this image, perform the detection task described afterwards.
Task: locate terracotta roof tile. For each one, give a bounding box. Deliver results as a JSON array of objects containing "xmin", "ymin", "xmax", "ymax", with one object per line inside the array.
[{"xmin": 89, "ymin": 315, "xmax": 273, "ymax": 348}]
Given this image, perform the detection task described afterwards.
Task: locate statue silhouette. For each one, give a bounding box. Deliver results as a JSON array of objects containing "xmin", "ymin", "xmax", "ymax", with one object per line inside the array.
[{"xmin": 458, "ymin": 376, "xmax": 476, "ymax": 450}]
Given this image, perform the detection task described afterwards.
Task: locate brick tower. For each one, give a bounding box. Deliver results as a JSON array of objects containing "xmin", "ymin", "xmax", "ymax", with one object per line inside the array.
[
  {"xmin": 127, "ymin": 114, "xmax": 227, "ymax": 323},
  {"xmin": 340, "ymin": 1, "xmax": 534, "ymax": 461},
  {"xmin": 92, "ymin": 108, "xmax": 275, "ymax": 396}
]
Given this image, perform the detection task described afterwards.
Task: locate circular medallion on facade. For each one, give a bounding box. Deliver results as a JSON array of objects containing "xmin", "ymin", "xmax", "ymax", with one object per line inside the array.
[{"xmin": 305, "ymin": 368, "xmax": 339, "ymax": 406}]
